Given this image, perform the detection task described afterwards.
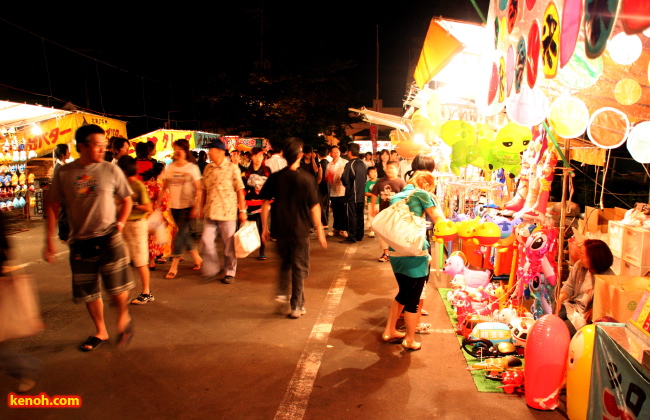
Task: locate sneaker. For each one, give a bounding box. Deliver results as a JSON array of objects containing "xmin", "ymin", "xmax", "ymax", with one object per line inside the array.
[
  {"xmin": 289, "ymin": 308, "xmax": 302, "ymax": 319},
  {"xmin": 222, "ymin": 275, "xmax": 235, "ymax": 284},
  {"xmin": 275, "ymin": 296, "xmax": 291, "ymax": 315},
  {"xmin": 131, "ymin": 292, "xmax": 155, "ymax": 305},
  {"xmin": 339, "ymin": 230, "xmax": 348, "ymax": 238},
  {"xmin": 368, "ymin": 231, "xmax": 375, "ymax": 238}
]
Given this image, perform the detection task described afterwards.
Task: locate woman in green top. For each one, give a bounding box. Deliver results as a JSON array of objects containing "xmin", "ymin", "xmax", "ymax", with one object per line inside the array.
[{"xmin": 382, "ymin": 171, "xmax": 443, "ymax": 351}]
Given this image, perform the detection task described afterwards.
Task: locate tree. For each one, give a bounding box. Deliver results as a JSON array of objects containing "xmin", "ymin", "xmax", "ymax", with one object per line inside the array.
[{"xmin": 203, "ymin": 60, "xmax": 362, "ymax": 147}]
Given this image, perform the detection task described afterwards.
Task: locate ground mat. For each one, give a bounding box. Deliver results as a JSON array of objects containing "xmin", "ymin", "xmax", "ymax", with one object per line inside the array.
[{"xmin": 437, "ymin": 288, "xmax": 504, "ymax": 393}]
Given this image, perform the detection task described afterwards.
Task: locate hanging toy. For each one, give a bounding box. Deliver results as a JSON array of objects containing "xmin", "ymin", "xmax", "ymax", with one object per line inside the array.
[
  {"xmin": 471, "ymin": 221, "xmax": 502, "ymax": 246},
  {"xmin": 433, "ymin": 219, "xmax": 458, "ymax": 243},
  {"xmin": 11, "ymin": 174, "xmax": 18, "ymax": 186},
  {"xmin": 527, "ymin": 273, "xmax": 555, "ymax": 319},
  {"xmin": 19, "ymin": 150, "xmax": 26, "ymax": 161},
  {"xmin": 27, "ymin": 173, "xmax": 35, "ymax": 184}
]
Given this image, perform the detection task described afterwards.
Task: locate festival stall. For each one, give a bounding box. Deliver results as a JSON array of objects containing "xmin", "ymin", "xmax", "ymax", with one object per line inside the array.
[
  {"xmin": 129, "ymin": 129, "xmax": 220, "ymax": 161},
  {"xmin": 355, "ymin": 4, "xmax": 650, "ymax": 412}
]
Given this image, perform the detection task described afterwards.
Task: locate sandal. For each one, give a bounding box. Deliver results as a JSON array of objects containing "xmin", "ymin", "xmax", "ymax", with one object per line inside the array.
[
  {"xmin": 165, "ymin": 271, "xmax": 177, "ymax": 279},
  {"xmin": 377, "ymin": 253, "xmax": 389, "ymax": 262},
  {"xmin": 131, "ymin": 293, "xmax": 155, "ymax": 305},
  {"xmin": 416, "ymin": 323, "xmax": 432, "ymax": 334},
  {"xmin": 155, "ymin": 257, "xmax": 166, "ymax": 264},
  {"xmin": 192, "ymin": 264, "xmax": 202, "ymax": 271},
  {"xmin": 117, "ymin": 322, "xmax": 134, "ymax": 349},
  {"xmin": 79, "ymin": 336, "xmax": 108, "ymax": 352}
]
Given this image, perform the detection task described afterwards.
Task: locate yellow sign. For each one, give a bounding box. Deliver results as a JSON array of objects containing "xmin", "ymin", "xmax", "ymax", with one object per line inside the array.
[
  {"xmin": 130, "ymin": 130, "xmax": 196, "ymax": 156},
  {"xmin": 16, "ymin": 112, "xmax": 127, "ymax": 158}
]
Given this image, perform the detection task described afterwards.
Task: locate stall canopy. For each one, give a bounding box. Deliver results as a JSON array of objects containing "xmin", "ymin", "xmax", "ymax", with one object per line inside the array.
[
  {"xmin": 0, "ymin": 100, "xmax": 70, "ymax": 128},
  {"xmin": 413, "ymin": 20, "xmax": 465, "ymax": 89},
  {"xmin": 130, "ymin": 130, "xmax": 220, "ymax": 156},
  {"xmin": 15, "ymin": 112, "xmax": 127, "ymax": 158}
]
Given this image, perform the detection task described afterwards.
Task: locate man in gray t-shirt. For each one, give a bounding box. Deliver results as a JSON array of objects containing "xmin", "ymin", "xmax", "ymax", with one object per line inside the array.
[{"xmin": 44, "ymin": 124, "xmax": 136, "ymax": 352}]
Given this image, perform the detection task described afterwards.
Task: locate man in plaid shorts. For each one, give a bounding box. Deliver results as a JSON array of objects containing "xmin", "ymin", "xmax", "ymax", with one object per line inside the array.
[{"xmin": 44, "ymin": 124, "xmax": 135, "ymax": 352}]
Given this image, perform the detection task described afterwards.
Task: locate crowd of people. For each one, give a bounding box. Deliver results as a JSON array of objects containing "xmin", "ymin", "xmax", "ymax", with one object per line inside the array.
[{"xmin": 40, "ymin": 124, "xmax": 446, "ymax": 360}]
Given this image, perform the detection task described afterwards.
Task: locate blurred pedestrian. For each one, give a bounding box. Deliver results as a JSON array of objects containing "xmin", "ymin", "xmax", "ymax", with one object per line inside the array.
[
  {"xmin": 376, "ymin": 149, "xmax": 390, "ymax": 178},
  {"xmin": 135, "ymin": 142, "xmax": 154, "ymax": 181},
  {"xmin": 364, "ymin": 166, "xmax": 379, "ymax": 238},
  {"xmin": 53, "ymin": 144, "xmax": 71, "ymax": 242},
  {"xmin": 244, "ymin": 147, "xmax": 271, "ymax": 260},
  {"xmin": 316, "ymin": 145, "xmax": 330, "ymax": 229},
  {"xmin": 199, "ymin": 140, "xmax": 247, "ymax": 284},
  {"xmin": 260, "ymin": 138, "xmax": 327, "ymax": 318},
  {"xmin": 44, "ymin": 124, "xmax": 135, "ymax": 351},
  {"xmin": 325, "ymin": 145, "xmax": 347, "ymax": 238},
  {"xmin": 299, "ymin": 145, "xmax": 320, "ymax": 180},
  {"xmin": 110, "ymin": 137, "xmax": 130, "ymax": 164},
  {"xmin": 117, "ymin": 156, "xmax": 154, "ymax": 305},
  {"xmin": 340, "ymin": 143, "xmax": 366, "ymax": 244},
  {"xmin": 160, "ymin": 139, "xmax": 203, "ymax": 279},
  {"xmin": 266, "ymin": 148, "xmax": 287, "ymax": 173}
]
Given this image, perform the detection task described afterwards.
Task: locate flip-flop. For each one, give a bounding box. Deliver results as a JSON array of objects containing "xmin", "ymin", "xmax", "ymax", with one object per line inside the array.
[
  {"xmin": 117, "ymin": 322, "xmax": 134, "ymax": 349},
  {"xmin": 192, "ymin": 264, "xmax": 202, "ymax": 271},
  {"xmin": 165, "ymin": 271, "xmax": 177, "ymax": 279},
  {"xmin": 79, "ymin": 336, "xmax": 108, "ymax": 352}
]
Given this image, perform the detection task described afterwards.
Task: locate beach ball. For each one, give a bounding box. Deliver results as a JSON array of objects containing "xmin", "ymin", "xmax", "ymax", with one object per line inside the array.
[{"xmin": 548, "ymin": 97, "xmax": 589, "ymax": 138}]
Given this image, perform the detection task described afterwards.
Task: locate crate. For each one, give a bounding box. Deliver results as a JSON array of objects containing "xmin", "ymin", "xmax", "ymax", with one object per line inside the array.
[
  {"xmin": 583, "ymin": 206, "xmax": 627, "ymax": 234},
  {"xmin": 622, "ymin": 226, "xmax": 650, "ymax": 267},
  {"xmin": 611, "ymin": 255, "xmax": 621, "ymax": 275},
  {"xmin": 608, "ymin": 221, "xmax": 624, "ymax": 257},
  {"xmin": 620, "ymin": 259, "xmax": 650, "ymax": 277}
]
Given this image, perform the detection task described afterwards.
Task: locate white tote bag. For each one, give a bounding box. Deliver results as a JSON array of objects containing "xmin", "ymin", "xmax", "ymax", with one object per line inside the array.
[
  {"xmin": 0, "ymin": 274, "xmax": 44, "ymax": 342},
  {"xmin": 234, "ymin": 221, "xmax": 261, "ymax": 258},
  {"xmin": 371, "ymin": 191, "xmax": 427, "ymax": 256}
]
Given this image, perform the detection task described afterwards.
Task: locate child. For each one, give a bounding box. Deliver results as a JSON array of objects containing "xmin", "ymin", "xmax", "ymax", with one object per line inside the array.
[
  {"xmin": 370, "ymin": 161, "xmax": 406, "ymax": 262},
  {"xmin": 364, "ymin": 166, "xmax": 380, "ymax": 238},
  {"xmin": 117, "ymin": 156, "xmax": 154, "ymax": 305}
]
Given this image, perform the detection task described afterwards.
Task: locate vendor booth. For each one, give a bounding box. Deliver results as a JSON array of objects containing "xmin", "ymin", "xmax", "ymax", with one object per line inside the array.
[
  {"xmin": 129, "ymin": 130, "xmax": 220, "ymax": 160},
  {"xmin": 353, "ymin": 2, "xmax": 650, "ymax": 412}
]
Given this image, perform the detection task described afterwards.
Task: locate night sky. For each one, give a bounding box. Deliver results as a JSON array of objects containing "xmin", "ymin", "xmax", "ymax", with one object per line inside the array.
[{"xmin": 1, "ymin": 1, "xmax": 488, "ymax": 137}]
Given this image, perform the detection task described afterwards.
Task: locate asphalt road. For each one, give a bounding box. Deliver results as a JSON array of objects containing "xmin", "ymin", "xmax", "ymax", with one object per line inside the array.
[{"xmin": 1, "ymin": 221, "xmax": 566, "ymax": 419}]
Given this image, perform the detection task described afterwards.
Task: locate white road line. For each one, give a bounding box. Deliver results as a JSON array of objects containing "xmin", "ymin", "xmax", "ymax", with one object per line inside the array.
[
  {"xmin": 4, "ymin": 250, "xmax": 69, "ymax": 272},
  {"xmin": 274, "ymin": 245, "xmax": 356, "ymax": 420}
]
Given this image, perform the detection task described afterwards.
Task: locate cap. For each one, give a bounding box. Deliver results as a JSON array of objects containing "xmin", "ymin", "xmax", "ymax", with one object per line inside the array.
[{"xmin": 206, "ymin": 140, "xmax": 227, "ymax": 151}]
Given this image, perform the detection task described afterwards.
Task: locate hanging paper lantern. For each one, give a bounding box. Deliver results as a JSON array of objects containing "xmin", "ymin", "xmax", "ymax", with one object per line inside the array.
[
  {"xmin": 541, "ymin": 1, "xmax": 560, "ymax": 79},
  {"xmin": 626, "ymin": 122, "xmax": 650, "ymax": 163},
  {"xmin": 584, "ymin": 0, "xmax": 620, "ymax": 59},
  {"xmin": 548, "ymin": 97, "xmax": 590, "ymax": 138},
  {"xmin": 614, "ymin": 79, "xmax": 642, "ymax": 106},
  {"xmin": 587, "ymin": 107, "xmax": 630, "ymax": 148},
  {"xmin": 506, "ymin": 85, "xmax": 550, "ymax": 126},
  {"xmin": 556, "ymin": 42, "xmax": 603, "ymax": 89},
  {"xmin": 560, "ymin": 0, "xmax": 583, "ymax": 68},
  {"xmin": 607, "ymin": 33, "xmax": 643, "ymax": 65}
]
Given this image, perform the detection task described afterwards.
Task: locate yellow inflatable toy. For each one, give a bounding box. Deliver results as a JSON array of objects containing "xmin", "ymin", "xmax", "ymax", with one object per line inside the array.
[{"xmin": 566, "ymin": 324, "xmax": 596, "ymax": 420}]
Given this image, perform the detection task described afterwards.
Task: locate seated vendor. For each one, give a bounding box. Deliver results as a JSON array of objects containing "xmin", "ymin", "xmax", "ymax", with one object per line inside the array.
[{"xmin": 555, "ymin": 239, "xmax": 614, "ymax": 336}]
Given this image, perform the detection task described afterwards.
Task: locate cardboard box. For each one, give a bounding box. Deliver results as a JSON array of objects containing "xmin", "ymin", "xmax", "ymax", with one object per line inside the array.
[
  {"xmin": 594, "ymin": 275, "xmax": 650, "ymax": 322},
  {"xmin": 582, "ymin": 206, "xmax": 627, "ymax": 234}
]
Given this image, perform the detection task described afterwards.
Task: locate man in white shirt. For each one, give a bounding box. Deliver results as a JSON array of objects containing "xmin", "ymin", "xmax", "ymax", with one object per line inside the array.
[
  {"xmin": 266, "ymin": 149, "xmax": 287, "ymax": 173},
  {"xmin": 325, "ymin": 145, "xmax": 348, "ymax": 238}
]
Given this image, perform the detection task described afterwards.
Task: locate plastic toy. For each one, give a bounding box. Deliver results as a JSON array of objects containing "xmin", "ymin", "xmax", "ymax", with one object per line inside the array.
[
  {"xmin": 470, "ymin": 221, "xmax": 501, "ymax": 246},
  {"xmin": 456, "ymin": 217, "xmax": 480, "ymax": 240},
  {"xmin": 527, "ymin": 273, "xmax": 554, "ymax": 319},
  {"xmin": 469, "ymin": 356, "xmax": 522, "ymax": 373},
  {"xmin": 508, "ymin": 315, "xmax": 535, "ymax": 348},
  {"xmin": 524, "ymin": 314, "xmax": 570, "ymax": 410},
  {"xmin": 498, "ymin": 370, "xmax": 525, "ymax": 394},
  {"xmin": 566, "ymin": 325, "xmax": 596, "ymax": 420},
  {"xmin": 443, "ymin": 255, "xmax": 492, "ymax": 289},
  {"xmin": 433, "ymin": 219, "xmax": 458, "ymax": 243},
  {"xmin": 486, "ymin": 123, "xmax": 533, "ymax": 177}
]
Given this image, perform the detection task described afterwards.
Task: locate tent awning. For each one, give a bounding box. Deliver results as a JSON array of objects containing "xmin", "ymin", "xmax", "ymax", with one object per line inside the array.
[
  {"xmin": 0, "ymin": 101, "xmax": 70, "ymax": 128},
  {"xmin": 349, "ymin": 108, "xmax": 410, "ymax": 131},
  {"xmin": 413, "ymin": 19, "xmax": 465, "ymax": 89}
]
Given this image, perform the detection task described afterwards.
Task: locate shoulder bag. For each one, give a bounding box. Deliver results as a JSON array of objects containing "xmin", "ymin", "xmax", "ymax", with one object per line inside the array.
[{"xmin": 371, "ymin": 190, "xmax": 427, "ymax": 256}]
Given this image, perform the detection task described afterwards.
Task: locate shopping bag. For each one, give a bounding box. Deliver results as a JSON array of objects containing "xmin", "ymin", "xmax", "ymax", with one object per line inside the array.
[
  {"xmin": 371, "ymin": 192, "xmax": 427, "ymax": 256},
  {"xmin": 234, "ymin": 221, "xmax": 261, "ymax": 258},
  {"xmin": 147, "ymin": 209, "xmax": 164, "ymax": 233},
  {"xmin": 0, "ymin": 274, "xmax": 44, "ymax": 342}
]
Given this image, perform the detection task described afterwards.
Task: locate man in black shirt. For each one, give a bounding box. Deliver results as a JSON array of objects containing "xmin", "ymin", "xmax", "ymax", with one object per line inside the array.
[
  {"xmin": 260, "ymin": 138, "xmax": 327, "ymax": 319},
  {"xmin": 340, "ymin": 143, "xmax": 367, "ymax": 244},
  {"xmin": 316, "ymin": 145, "xmax": 330, "ymax": 228}
]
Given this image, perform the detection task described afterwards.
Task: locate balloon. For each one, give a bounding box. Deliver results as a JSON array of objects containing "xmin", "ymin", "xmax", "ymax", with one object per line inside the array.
[
  {"xmin": 524, "ymin": 314, "xmax": 570, "ymax": 410},
  {"xmin": 488, "ymin": 123, "xmax": 533, "ymax": 176},
  {"xmin": 456, "ymin": 217, "xmax": 480, "ymax": 239},
  {"xmin": 566, "ymin": 325, "xmax": 596, "ymax": 420},
  {"xmin": 395, "ymin": 139, "xmax": 428, "ymax": 159},
  {"xmin": 411, "ymin": 111, "xmax": 437, "ymax": 145},
  {"xmin": 440, "ymin": 120, "xmax": 477, "ymax": 175},
  {"xmin": 443, "ymin": 255, "xmax": 492, "ymax": 289}
]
